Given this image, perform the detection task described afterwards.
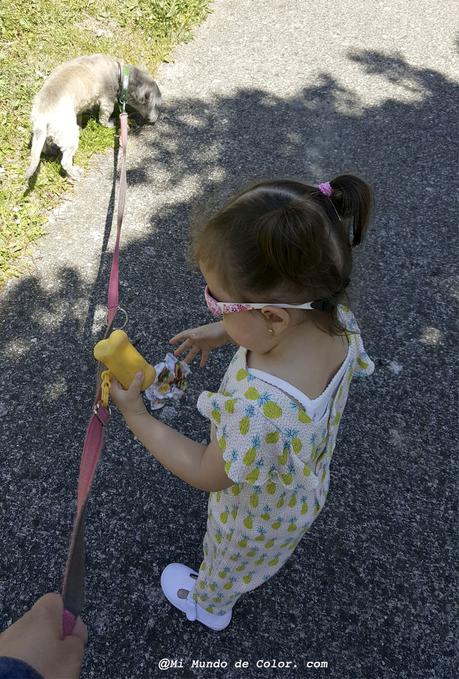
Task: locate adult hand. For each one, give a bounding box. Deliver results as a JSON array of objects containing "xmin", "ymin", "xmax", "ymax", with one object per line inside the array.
[
  {"xmin": 110, "ymin": 371, "xmax": 148, "ymax": 418},
  {"xmin": 170, "ymin": 321, "xmax": 231, "ymax": 367},
  {"xmin": 0, "ymin": 593, "xmax": 87, "ymax": 679}
]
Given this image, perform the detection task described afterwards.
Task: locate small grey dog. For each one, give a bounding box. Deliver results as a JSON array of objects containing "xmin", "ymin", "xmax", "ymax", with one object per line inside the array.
[{"xmin": 26, "ymin": 54, "xmax": 161, "ymax": 180}]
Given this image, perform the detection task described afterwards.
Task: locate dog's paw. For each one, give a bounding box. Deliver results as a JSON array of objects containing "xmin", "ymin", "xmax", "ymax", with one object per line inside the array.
[
  {"xmin": 67, "ymin": 165, "xmax": 84, "ymax": 181},
  {"xmin": 100, "ymin": 119, "xmax": 115, "ymax": 128}
]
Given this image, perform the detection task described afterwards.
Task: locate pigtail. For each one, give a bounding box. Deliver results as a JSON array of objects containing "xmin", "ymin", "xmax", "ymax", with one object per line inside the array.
[{"xmin": 328, "ymin": 174, "xmax": 373, "ymax": 246}]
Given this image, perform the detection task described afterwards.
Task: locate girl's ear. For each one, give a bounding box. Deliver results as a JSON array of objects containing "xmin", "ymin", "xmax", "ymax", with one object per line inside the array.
[{"xmin": 260, "ymin": 307, "xmax": 291, "ymax": 334}]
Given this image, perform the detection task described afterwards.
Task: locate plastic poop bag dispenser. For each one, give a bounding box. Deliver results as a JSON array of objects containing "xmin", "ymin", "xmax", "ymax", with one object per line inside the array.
[{"xmin": 94, "ymin": 329, "xmax": 156, "ymax": 392}]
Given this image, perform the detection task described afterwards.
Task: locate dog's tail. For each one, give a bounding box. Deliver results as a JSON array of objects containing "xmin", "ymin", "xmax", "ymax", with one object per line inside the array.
[{"xmin": 25, "ymin": 124, "xmax": 47, "ymax": 180}]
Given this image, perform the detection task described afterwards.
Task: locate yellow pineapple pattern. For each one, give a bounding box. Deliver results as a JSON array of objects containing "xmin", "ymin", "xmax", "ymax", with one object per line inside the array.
[{"xmin": 193, "ymin": 305, "xmax": 374, "ymax": 615}]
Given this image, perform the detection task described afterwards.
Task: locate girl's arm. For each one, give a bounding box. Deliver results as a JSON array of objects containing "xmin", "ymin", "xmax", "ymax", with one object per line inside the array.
[
  {"xmin": 111, "ymin": 373, "xmax": 233, "ymax": 492},
  {"xmin": 124, "ymin": 410, "xmax": 233, "ymax": 492}
]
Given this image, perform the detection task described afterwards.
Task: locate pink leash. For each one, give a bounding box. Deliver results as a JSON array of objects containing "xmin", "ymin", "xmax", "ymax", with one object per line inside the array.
[
  {"xmin": 107, "ymin": 111, "xmax": 128, "ymax": 328},
  {"xmin": 62, "ymin": 111, "xmax": 129, "ymax": 636}
]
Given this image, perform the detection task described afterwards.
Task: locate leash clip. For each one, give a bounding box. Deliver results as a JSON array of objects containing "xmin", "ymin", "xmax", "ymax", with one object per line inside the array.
[
  {"xmin": 93, "ymin": 400, "xmax": 112, "ymax": 423},
  {"xmin": 118, "ymin": 64, "xmax": 130, "ymax": 113},
  {"xmin": 107, "ymin": 306, "xmax": 128, "ymax": 331}
]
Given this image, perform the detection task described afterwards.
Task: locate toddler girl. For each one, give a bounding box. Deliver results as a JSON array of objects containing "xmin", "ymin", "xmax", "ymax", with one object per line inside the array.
[{"xmin": 110, "ymin": 174, "xmax": 375, "ymax": 631}]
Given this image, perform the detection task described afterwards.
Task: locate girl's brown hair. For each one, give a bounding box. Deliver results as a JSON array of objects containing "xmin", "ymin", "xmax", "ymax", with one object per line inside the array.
[{"xmin": 192, "ymin": 174, "xmax": 373, "ymax": 336}]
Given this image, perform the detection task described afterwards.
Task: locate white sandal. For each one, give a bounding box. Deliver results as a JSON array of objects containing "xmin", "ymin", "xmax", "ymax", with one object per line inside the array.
[{"xmin": 160, "ymin": 563, "xmax": 232, "ymax": 631}]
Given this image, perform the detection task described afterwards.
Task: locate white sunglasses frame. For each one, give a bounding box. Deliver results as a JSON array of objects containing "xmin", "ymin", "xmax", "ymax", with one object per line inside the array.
[{"xmin": 204, "ymin": 285, "xmax": 331, "ymax": 316}]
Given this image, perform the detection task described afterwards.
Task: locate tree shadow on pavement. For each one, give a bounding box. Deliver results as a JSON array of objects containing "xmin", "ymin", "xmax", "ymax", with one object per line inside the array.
[{"xmin": 0, "ymin": 51, "xmax": 456, "ymax": 679}]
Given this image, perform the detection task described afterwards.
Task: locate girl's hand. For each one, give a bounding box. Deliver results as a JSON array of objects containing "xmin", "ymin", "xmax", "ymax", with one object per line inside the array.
[
  {"xmin": 110, "ymin": 372, "xmax": 148, "ymax": 418},
  {"xmin": 170, "ymin": 321, "xmax": 231, "ymax": 367}
]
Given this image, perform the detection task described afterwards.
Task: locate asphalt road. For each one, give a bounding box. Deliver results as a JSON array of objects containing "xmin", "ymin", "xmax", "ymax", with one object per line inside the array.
[{"xmin": 0, "ymin": 1, "xmax": 457, "ymax": 678}]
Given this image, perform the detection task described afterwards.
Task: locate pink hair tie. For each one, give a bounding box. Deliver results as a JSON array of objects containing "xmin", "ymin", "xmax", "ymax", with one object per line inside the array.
[{"xmin": 318, "ymin": 181, "xmax": 333, "ymax": 197}]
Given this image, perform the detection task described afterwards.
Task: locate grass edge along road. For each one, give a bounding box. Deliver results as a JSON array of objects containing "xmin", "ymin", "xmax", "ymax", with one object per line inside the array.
[{"xmin": 0, "ymin": 0, "xmax": 211, "ymax": 288}]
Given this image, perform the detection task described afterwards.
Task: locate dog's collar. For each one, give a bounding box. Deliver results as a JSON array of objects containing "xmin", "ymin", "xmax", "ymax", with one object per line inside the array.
[{"xmin": 117, "ymin": 63, "xmax": 130, "ymax": 111}]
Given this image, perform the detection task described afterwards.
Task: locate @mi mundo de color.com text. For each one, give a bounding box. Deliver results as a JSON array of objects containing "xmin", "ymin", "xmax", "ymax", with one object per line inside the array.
[{"xmin": 157, "ymin": 658, "xmax": 329, "ymax": 671}]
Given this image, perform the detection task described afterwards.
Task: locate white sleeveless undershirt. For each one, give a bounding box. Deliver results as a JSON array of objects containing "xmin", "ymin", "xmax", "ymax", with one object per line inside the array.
[{"xmin": 248, "ymin": 344, "xmax": 353, "ymax": 422}]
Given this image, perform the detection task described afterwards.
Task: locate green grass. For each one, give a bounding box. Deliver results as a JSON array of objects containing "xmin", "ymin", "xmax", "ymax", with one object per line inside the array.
[{"xmin": 0, "ymin": 0, "xmax": 211, "ymax": 287}]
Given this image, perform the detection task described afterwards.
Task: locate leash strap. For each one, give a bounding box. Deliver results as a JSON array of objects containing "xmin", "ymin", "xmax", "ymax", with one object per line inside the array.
[
  {"xmin": 62, "ymin": 406, "xmax": 111, "ymax": 635},
  {"xmin": 62, "ymin": 111, "xmax": 129, "ymax": 636},
  {"xmin": 107, "ymin": 112, "xmax": 128, "ymax": 327}
]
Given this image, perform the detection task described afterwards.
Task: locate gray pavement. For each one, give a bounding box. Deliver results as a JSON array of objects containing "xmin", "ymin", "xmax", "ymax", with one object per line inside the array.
[{"xmin": 0, "ymin": 1, "xmax": 457, "ymax": 677}]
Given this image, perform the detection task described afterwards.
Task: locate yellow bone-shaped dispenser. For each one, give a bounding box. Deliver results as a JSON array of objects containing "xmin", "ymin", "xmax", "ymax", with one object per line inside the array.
[{"xmin": 94, "ymin": 329, "xmax": 156, "ymax": 391}]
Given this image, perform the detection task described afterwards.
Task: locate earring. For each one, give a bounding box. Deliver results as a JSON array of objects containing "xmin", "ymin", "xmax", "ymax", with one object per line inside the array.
[{"xmin": 267, "ymin": 328, "xmax": 274, "ymax": 334}]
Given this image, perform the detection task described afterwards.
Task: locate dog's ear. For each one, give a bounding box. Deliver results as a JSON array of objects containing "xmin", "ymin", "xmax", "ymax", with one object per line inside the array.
[
  {"xmin": 138, "ymin": 84, "xmax": 151, "ymax": 104},
  {"xmin": 127, "ymin": 66, "xmax": 142, "ymax": 92},
  {"xmin": 128, "ymin": 67, "xmax": 152, "ymax": 99},
  {"xmin": 140, "ymin": 82, "xmax": 161, "ymax": 106}
]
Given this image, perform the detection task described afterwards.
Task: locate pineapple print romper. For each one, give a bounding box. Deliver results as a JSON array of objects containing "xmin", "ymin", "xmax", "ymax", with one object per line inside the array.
[{"xmin": 192, "ymin": 305, "xmax": 374, "ymax": 616}]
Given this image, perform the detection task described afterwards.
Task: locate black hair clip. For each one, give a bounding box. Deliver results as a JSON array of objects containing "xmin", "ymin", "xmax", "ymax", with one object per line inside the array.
[
  {"xmin": 311, "ymin": 279, "xmax": 350, "ymax": 311},
  {"xmin": 311, "ymin": 299, "xmax": 333, "ymax": 312}
]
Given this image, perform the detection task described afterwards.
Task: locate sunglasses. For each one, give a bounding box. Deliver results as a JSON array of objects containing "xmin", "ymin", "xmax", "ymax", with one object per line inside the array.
[{"xmin": 204, "ymin": 285, "xmax": 331, "ymax": 317}]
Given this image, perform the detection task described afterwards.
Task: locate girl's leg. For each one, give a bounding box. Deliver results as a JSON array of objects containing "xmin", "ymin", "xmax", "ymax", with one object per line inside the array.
[{"xmin": 160, "ymin": 528, "xmax": 234, "ymax": 630}]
